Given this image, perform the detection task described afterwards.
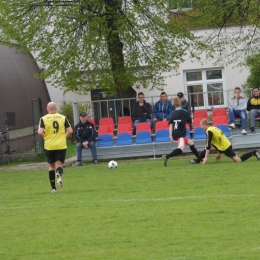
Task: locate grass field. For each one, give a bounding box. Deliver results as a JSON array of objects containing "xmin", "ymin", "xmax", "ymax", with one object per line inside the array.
[{"xmin": 1, "ymin": 155, "xmax": 260, "ymax": 260}]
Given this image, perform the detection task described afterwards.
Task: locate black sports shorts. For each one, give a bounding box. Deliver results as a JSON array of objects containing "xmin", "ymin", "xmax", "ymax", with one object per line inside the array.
[
  {"xmin": 45, "ymin": 149, "xmax": 66, "ymax": 164},
  {"xmin": 212, "ymin": 144, "xmax": 236, "ymax": 158}
]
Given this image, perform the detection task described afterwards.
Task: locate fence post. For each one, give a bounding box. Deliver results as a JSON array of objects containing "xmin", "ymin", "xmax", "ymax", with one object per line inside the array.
[{"xmin": 73, "ymin": 102, "xmax": 79, "ymax": 127}]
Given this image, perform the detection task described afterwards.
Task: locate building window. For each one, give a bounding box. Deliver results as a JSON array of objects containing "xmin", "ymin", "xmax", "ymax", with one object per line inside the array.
[{"xmin": 184, "ymin": 68, "xmax": 225, "ymax": 109}]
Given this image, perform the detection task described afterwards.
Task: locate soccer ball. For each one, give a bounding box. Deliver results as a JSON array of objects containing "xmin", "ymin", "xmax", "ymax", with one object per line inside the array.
[{"xmin": 108, "ymin": 160, "xmax": 118, "ymax": 169}]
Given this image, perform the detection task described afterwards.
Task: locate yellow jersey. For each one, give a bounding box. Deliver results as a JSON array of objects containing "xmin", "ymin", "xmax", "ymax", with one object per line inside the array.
[
  {"xmin": 39, "ymin": 113, "xmax": 71, "ymax": 150},
  {"xmin": 206, "ymin": 126, "xmax": 231, "ymax": 151}
]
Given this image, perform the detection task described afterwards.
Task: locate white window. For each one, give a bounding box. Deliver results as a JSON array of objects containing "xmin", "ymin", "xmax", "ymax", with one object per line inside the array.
[{"xmin": 184, "ymin": 68, "xmax": 226, "ymax": 109}]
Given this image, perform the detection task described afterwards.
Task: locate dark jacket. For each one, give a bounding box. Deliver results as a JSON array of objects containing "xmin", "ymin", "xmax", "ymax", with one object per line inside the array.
[
  {"xmin": 246, "ymin": 95, "xmax": 260, "ymax": 111},
  {"xmin": 152, "ymin": 100, "xmax": 173, "ymax": 120},
  {"xmin": 74, "ymin": 120, "xmax": 96, "ymax": 143},
  {"xmin": 132, "ymin": 100, "xmax": 152, "ymax": 121}
]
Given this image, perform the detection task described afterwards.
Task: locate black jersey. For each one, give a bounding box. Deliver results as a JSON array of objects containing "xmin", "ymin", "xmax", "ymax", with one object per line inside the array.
[{"xmin": 168, "ymin": 108, "xmax": 191, "ymax": 140}]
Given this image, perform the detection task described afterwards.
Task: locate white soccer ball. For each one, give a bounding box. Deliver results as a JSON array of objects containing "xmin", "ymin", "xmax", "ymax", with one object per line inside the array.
[{"xmin": 108, "ymin": 160, "xmax": 118, "ymax": 169}]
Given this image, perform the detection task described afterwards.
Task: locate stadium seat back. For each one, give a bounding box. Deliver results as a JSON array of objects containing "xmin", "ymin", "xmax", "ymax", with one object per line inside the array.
[
  {"xmin": 194, "ymin": 110, "xmax": 208, "ymax": 119},
  {"xmin": 118, "ymin": 116, "xmax": 132, "ymax": 126},
  {"xmin": 212, "ymin": 108, "xmax": 227, "ymax": 119},
  {"xmin": 117, "ymin": 133, "xmax": 133, "ymax": 146},
  {"xmin": 98, "ymin": 125, "xmax": 114, "ymax": 136},
  {"xmin": 194, "ymin": 127, "xmax": 207, "ymax": 139},
  {"xmin": 97, "ymin": 134, "xmax": 113, "ymax": 147},
  {"xmin": 136, "ymin": 122, "xmax": 151, "ymax": 133},
  {"xmin": 155, "ymin": 129, "xmax": 170, "ymax": 143},
  {"xmin": 155, "ymin": 121, "xmax": 169, "ymax": 131},
  {"xmin": 212, "ymin": 116, "xmax": 228, "ymax": 126},
  {"xmin": 117, "ymin": 124, "xmax": 132, "ymax": 135},
  {"xmin": 136, "ymin": 131, "xmax": 152, "ymax": 144}
]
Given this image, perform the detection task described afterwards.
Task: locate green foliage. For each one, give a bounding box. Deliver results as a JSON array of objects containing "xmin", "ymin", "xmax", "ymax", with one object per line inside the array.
[
  {"xmin": 244, "ymin": 53, "xmax": 260, "ymax": 88},
  {"xmin": 1, "ymin": 156, "xmax": 260, "ymax": 259},
  {"xmin": 0, "ymin": 0, "xmax": 198, "ymax": 93}
]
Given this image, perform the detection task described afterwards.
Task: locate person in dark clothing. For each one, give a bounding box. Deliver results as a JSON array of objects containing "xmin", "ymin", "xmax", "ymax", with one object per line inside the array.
[
  {"xmin": 132, "ymin": 92, "xmax": 152, "ymax": 129},
  {"xmin": 172, "ymin": 92, "xmax": 191, "ymax": 115},
  {"xmin": 74, "ymin": 112, "xmax": 97, "ymax": 166},
  {"xmin": 246, "ymin": 87, "xmax": 260, "ymax": 134},
  {"xmin": 162, "ymin": 97, "xmax": 199, "ymax": 167}
]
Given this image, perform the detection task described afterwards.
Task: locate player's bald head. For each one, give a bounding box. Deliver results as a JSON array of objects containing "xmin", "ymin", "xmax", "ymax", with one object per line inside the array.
[{"xmin": 47, "ymin": 102, "xmax": 57, "ymax": 113}]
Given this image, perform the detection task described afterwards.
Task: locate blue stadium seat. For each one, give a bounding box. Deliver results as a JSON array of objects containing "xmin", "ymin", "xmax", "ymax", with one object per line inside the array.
[
  {"xmin": 194, "ymin": 127, "xmax": 207, "ymax": 139},
  {"xmin": 216, "ymin": 124, "xmax": 230, "ymax": 137},
  {"xmin": 97, "ymin": 134, "xmax": 113, "ymax": 147},
  {"xmin": 136, "ymin": 131, "xmax": 152, "ymax": 144},
  {"xmin": 117, "ymin": 132, "xmax": 133, "ymax": 146},
  {"xmin": 155, "ymin": 129, "xmax": 170, "ymax": 143},
  {"xmin": 186, "ymin": 128, "xmax": 191, "ymax": 139}
]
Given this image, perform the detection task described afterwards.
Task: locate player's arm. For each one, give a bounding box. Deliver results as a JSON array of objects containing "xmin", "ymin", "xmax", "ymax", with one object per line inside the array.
[
  {"xmin": 201, "ymin": 131, "xmax": 213, "ymax": 164},
  {"xmin": 38, "ymin": 118, "xmax": 45, "ymax": 137},
  {"xmin": 65, "ymin": 118, "xmax": 73, "ymax": 139}
]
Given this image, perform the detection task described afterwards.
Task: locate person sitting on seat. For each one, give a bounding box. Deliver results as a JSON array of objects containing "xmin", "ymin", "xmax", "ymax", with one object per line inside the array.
[
  {"xmin": 152, "ymin": 91, "xmax": 173, "ymax": 126},
  {"xmin": 74, "ymin": 112, "xmax": 98, "ymax": 166},
  {"xmin": 228, "ymin": 87, "xmax": 247, "ymax": 135},
  {"xmin": 247, "ymin": 86, "xmax": 260, "ymax": 134},
  {"xmin": 132, "ymin": 92, "xmax": 152, "ymax": 130}
]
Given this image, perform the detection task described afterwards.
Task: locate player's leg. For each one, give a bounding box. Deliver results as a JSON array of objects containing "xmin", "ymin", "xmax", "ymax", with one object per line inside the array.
[
  {"xmin": 55, "ymin": 150, "xmax": 66, "ymax": 188},
  {"xmin": 162, "ymin": 138, "xmax": 184, "ymax": 167},
  {"xmin": 45, "ymin": 150, "xmax": 57, "ymax": 192},
  {"xmin": 187, "ymin": 139, "xmax": 199, "ymax": 158},
  {"xmin": 237, "ymin": 149, "xmax": 260, "ymax": 162}
]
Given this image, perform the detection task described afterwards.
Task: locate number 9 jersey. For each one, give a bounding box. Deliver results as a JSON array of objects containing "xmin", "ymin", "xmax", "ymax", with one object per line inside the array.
[{"xmin": 39, "ymin": 113, "xmax": 71, "ymax": 150}]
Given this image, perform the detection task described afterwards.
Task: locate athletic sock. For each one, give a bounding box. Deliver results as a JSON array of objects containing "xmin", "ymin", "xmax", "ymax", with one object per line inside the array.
[
  {"xmin": 190, "ymin": 144, "xmax": 199, "ymax": 158},
  {"xmin": 240, "ymin": 150, "xmax": 256, "ymax": 162},
  {"xmin": 56, "ymin": 167, "xmax": 64, "ymax": 176},
  {"xmin": 49, "ymin": 170, "xmax": 56, "ymax": 189},
  {"xmin": 196, "ymin": 149, "xmax": 206, "ymax": 163},
  {"xmin": 167, "ymin": 148, "xmax": 182, "ymax": 158}
]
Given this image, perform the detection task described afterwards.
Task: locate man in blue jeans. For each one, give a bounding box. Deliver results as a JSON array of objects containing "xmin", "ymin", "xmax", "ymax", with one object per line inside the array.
[
  {"xmin": 74, "ymin": 112, "xmax": 97, "ymax": 166},
  {"xmin": 229, "ymin": 87, "xmax": 247, "ymax": 135}
]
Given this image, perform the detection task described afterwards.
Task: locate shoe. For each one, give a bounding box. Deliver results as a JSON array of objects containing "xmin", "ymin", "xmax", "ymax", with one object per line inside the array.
[
  {"xmin": 56, "ymin": 173, "xmax": 63, "ymax": 188},
  {"xmin": 229, "ymin": 123, "xmax": 235, "ymax": 129},
  {"xmin": 74, "ymin": 161, "xmax": 82, "ymax": 166},
  {"xmin": 52, "ymin": 189, "xmax": 56, "ymax": 193},
  {"xmin": 190, "ymin": 159, "xmax": 199, "ymax": 164},
  {"xmin": 255, "ymin": 150, "xmax": 260, "ymax": 160},
  {"xmin": 241, "ymin": 129, "xmax": 247, "ymax": 135},
  {"xmin": 162, "ymin": 155, "xmax": 168, "ymax": 167},
  {"xmin": 93, "ymin": 160, "xmax": 98, "ymax": 164},
  {"xmin": 251, "ymin": 128, "xmax": 256, "ymax": 134}
]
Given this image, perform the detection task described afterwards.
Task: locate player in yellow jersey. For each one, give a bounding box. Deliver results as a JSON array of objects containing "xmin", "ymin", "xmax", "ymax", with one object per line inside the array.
[
  {"xmin": 38, "ymin": 102, "xmax": 73, "ymax": 192},
  {"xmin": 190, "ymin": 119, "xmax": 260, "ymax": 165}
]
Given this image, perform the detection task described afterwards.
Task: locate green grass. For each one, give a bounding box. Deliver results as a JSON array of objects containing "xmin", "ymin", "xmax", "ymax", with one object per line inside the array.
[{"xmin": 1, "ymin": 155, "xmax": 260, "ymax": 260}]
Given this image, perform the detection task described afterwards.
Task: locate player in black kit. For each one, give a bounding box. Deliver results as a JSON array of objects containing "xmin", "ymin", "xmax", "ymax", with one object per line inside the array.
[{"xmin": 162, "ymin": 97, "xmax": 199, "ymax": 166}]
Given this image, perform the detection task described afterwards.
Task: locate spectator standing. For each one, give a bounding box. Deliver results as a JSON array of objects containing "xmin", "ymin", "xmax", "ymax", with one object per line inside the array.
[
  {"xmin": 74, "ymin": 112, "xmax": 98, "ymax": 166},
  {"xmin": 132, "ymin": 92, "xmax": 152, "ymax": 130},
  {"xmin": 173, "ymin": 92, "xmax": 191, "ymax": 115},
  {"xmin": 228, "ymin": 87, "xmax": 247, "ymax": 135},
  {"xmin": 38, "ymin": 102, "xmax": 73, "ymax": 193},
  {"xmin": 247, "ymin": 87, "xmax": 260, "ymax": 133}
]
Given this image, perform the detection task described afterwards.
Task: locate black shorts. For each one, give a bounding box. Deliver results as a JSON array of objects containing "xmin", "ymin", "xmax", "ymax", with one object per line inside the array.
[
  {"xmin": 212, "ymin": 144, "xmax": 236, "ymax": 158},
  {"xmin": 45, "ymin": 149, "xmax": 66, "ymax": 164}
]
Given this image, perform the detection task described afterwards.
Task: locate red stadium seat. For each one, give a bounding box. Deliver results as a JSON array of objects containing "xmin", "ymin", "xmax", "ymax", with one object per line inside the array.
[
  {"xmin": 212, "ymin": 108, "xmax": 228, "ymax": 119},
  {"xmin": 136, "ymin": 122, "xmax": 151, "ymax": 133},
  {"xmin": 99, "ymin": 117, "xmax": 114, "ymax": 128},
  {"xmin": 193, "ymin": 110, "xmax": 208, "ymax": 120},
  {"xmin": 118, "ymin": 116, "xmax": 132, "ymax": 126},
  {"xmin": 155, "ymin": 121, "xmax": 169, "ymax": 132},
  {"xmin": 212, "ymin": 116, "xmax": 228, "ymax": 126},
  {"xmin": 98, "ymin": 125, "xmax": 114, "ymax": 137},
  {"xmin": 117, "ymin": 124, "xmax": 132, "ymax": 135},
  {"xmin": 86, "ymin": 118, "xmax": 96, "ymax": 128},
  {"xmin": 193, "ymin": 118, "xmax": 204, "ymax": 128}
]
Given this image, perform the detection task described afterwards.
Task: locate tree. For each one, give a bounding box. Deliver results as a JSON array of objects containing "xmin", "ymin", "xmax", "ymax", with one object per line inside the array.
[
  {"xmin": 244, "ymin": 53, "xmax": 260, "ymax": 89},
  {"xmin": 0, "ymin": 0, "xmax": 199, "ymax": 97}
]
